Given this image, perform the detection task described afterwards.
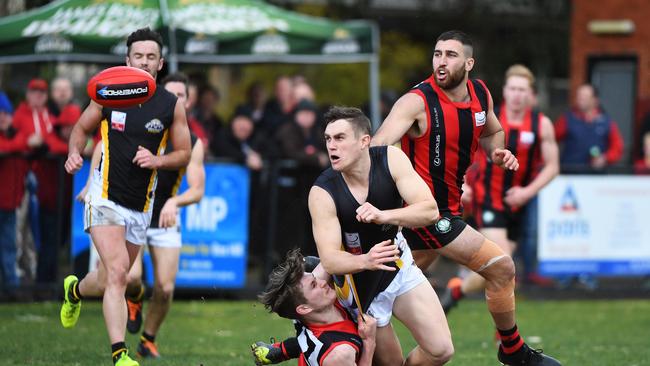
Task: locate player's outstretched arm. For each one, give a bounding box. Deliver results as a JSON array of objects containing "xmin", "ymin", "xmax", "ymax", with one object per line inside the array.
[
  {"xmin": 158, "ymin": 139, "xmax": 206, "ymax": 228},
  {"xmin": 66, "ymin": 101, "xmax": 103, "ymax": 174},
  {"xmin": 158, "ymin": 99, "xmax": 191, "ymax": 170},
  {"xmin": 371, "ymin": 93, "xmax": 424, "ymax": 146},
  {"xmin": 310, "ymin": 186, "xmax": 399, "ymax": 274}
]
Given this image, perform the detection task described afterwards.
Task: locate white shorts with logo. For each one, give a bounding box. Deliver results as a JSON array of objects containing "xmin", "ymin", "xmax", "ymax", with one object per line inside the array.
[
  {"xmin": 83, "ymin": 173, "xmax": 152, "ymax": 245},
  {"xmin": 367, "ymin": 233, "xmax": 426, "ymax": 327},
  {"xmin": 337, "ymin": 232, "xmax": 427, "ymax": 327},
  {"xmin": 146, "ymin": 226, "xmax": 182, "ymax": 248}
]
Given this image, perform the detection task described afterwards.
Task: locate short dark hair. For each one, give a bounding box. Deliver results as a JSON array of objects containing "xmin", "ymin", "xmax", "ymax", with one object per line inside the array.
[
  {"xmin": 436, "ymin": 30, "xmax": 473, "ymax": 57},
  {"xmin": 323, "ymin": 106, "xmax": 371, "ymax": 137},
  {"xmin": 127, "ymin": 27, "xmax": 163, "ymax": 57},
  {"xmin": 161, "ymin": 72, "xmax": 189, "ymax": 95},
  {"xmin": 258, "ymin": 249, "xmax": 307, "ymax": 320}
]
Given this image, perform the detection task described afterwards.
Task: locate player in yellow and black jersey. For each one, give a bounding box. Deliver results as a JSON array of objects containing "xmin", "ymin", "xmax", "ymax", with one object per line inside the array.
[{"xmin": 60, "ymin": 27, "xmax": 191, "ymax": 366}]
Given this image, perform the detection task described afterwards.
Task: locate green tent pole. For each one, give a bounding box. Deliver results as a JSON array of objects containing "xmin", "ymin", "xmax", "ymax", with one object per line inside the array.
[
  {"xmin": 159, "ymin": 0, "xmax": 178, "ymax": 73},
  {"xmin": 369, "ymin": 22, "xmax": 381, "ymax": 132}
]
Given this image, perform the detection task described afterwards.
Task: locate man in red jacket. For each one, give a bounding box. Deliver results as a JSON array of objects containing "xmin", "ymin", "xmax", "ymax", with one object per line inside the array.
[
  {"xmin": 0, "ymin": 91, "xmax": 28, "ymax": 296},
  {"xmin": 12, "ymin": 79, "xmax": 65, "ymax": 153},
  {"xmin": 35, "ymin": 103, "xmax": 77, "ymax": 286}
]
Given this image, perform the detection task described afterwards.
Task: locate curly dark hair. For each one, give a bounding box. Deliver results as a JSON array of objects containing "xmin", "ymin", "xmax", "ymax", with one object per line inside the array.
[
  {"xmin": 258, "ymin": 249, "xmax": 307, "ymax": 319},
  {"xmin": 126, "ymin": 27, "xmax": 163, "ymax": 57}
]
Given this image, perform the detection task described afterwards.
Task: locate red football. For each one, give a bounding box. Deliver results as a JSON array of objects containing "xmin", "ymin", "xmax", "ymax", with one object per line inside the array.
[{"xmin": 86, "ymin": 66, "xmax": 156, "ymax": 108}]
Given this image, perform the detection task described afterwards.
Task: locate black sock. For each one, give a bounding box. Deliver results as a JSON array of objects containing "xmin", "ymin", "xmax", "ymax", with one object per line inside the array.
[
  {"xmin": 111, "ymin": 342, "xmax": 127, "ymax": 364},
  {"xmin": 141, "ymin": 332, "xmax": 156, "ymax": 343},
  {"xmin": 498, "ymin": 324, "xmax": 524, "ymax": 354},
  {"xmin": 69, "ymin": 281, "xmax": 82, "ymax": 303},
  {"xmin": 281, "ymin": 337, "xmax": 301, "ymax": 360}
]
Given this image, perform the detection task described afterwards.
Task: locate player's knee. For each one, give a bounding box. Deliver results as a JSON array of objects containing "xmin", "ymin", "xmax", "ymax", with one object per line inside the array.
[
  {"xmin": 491, "ymin": 255, "xmax": 515, "ymax": 287},
  {"xmin": 106, "ymin": 266, "xmax": 128, "ymax": 288},
  {"xmin": 420, "ymin": 340, "xmax": 454, "ymax": 365},
  {"xmin": 153, "ymin": 281, "xmax": 175, "ymax": 303}
]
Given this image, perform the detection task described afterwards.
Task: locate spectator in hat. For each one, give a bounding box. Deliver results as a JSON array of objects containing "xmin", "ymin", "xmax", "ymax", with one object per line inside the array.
[
  {"xmin": 12, "ymin": 78, "xmax": 60, "ymax": 153},
  {"xmin": 0, "ymin": 91, "xmax": 28, "ymax": 296}
]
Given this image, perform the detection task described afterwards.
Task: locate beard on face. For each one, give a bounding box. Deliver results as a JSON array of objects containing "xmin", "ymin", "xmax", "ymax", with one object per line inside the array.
[{"xmin": 435, "ymin": 63, "xmax": 466, "ymax": 90}]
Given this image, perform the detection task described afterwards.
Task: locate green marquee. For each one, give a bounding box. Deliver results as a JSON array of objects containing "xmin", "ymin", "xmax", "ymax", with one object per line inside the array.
[{"xmin": 0, "ymin": 0, "xmax": 380, "ymax": 125}]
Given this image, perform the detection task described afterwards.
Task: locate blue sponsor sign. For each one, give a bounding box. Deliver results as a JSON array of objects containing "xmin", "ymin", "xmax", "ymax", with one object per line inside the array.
[
  {"xmin": 71, "ymin": 162, "xmax": 249, "ymax": 288},
  {"xmin": 71, "ymin": 162, "xmax": 91, "ymax": 264},
  {"xmin": 144, "ymin": 163, "xmax": 249, "ymax": 288}
]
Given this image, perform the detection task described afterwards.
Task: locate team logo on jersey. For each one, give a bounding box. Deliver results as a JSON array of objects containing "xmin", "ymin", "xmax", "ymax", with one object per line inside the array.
[
  {"xmin": 482, "ymin": 210, "xmax": 495, "ymax": 224},
  {"xmin": 145, "ymin": 119, "xmax": 164, "ymax": 134},
  {"xmin": 111, "ymin": 111, "xmax": 126, "ymax": 132},
  {"xmin": 344, "ymin": 232, "xmax": 363, "ymax": 255},
  {"xmin": 520, "ymin": 131, "xmax": 535, "ymax": 145},
  {"xmin": 475, "ymin": 111, "xmax": 486, "ymax": 126},
  {"xmin": 435, "ymin": 217, "xmax": 452, "ymax": 234}
]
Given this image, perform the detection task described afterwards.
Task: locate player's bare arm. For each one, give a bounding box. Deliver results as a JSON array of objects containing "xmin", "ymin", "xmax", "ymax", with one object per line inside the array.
[
  {"xmin": 371, "ymin": 93, "xmax": 426, "ymax": 146},
  {"xmin": 75, "ymin": 143, "xmax": 102, "ymax": 202},
  {"xmin": 479, "ymin": 95, "xmax": 519, "ymax": 171},
  {"xmin": 159, "ymin": 139, "xmax": 206, "ymax": 228},
  {"xmin": 309, "ymin": 186, "xmax": 400, "ymax": 275},
  {"xmin": 65, "ymin": 100, "xmax": 103, "ymax": 174},
  {"xmin": 322, "ymin": 344, "xmax": 358, "ymax": 366},
  {"xmin": 356, "ymin": 313, "xmax": 377, "ymax": 366},
  {"xmin": 504, "ymin": 115, "xmax": 559, "ymax": 207},
  {"xmin": 356, "ymin": 146, "xmax": 439, "ymax": 227},
  {"xmin": 134, "ymin": 99, "xmax": 191, "ymax": 170}
]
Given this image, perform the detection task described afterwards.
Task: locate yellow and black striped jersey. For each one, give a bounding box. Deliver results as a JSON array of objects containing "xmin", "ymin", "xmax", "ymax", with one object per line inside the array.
[
  {"xmin": 149, "ymin": 134, "xmax": 198, "ymax": 228},
  {"xmin": 97, "ymin": 87, "xmax": 177, "ymax": 212}
]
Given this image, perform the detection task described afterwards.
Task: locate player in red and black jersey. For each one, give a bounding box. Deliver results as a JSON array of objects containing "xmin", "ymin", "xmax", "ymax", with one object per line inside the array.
[
  {"xmin": 372, "ymin": 31, "xmax": 560, "ymax": 366},
  {"xmin": 445, "ymin": 65, "xmax": 559, "ymax": 307},
  {"xmin": 257, "ymin": 249, "xmax": 377, "ymax": 366}
]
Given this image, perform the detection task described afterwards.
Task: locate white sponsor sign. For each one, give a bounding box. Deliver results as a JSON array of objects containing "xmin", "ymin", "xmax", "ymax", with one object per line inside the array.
[
  {"xmin": 22, "ymin": 3, "xmax": 158, "ymax": 38},
  {"xmin": 170, "ymin": 4, "xmax": 290, "ymax": 34},
  {"xmin": 538, "ymin": 175, "xmax": 650, "ymax": 275}
]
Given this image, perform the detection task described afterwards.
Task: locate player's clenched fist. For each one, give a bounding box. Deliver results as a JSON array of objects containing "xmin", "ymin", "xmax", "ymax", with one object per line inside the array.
[
  {"xmin": 356, "ymin": 202, "xmax": 386, "ymax": 224},
  {"xmin": 132, "ymin": 145, "xmax": 160, "ymax": 169},
  {"xmin": 491, "ymin": 148, "xmax": 519, "ymax": 171},
  {"xmin": 65, "ymin": 152, "xmax": 84, "ymax": 174},
  {"xmin": 362, "ymin": 239, "xmax": 400, "ymax": 271}
]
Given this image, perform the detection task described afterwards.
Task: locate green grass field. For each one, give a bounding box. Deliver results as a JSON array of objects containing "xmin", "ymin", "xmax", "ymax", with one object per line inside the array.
[{"xmin": 2, "ymin": 298, "xmax": 648, "ymax": 365}]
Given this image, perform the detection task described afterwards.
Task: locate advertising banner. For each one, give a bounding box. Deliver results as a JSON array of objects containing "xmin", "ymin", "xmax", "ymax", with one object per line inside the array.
[
  {"xmin": 71, "ymin": 162, "xmax": 249, "ymax": 288},
  {"xmin": 538, "ymin": 175, "xmax": 650, "ymax": 276}
]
